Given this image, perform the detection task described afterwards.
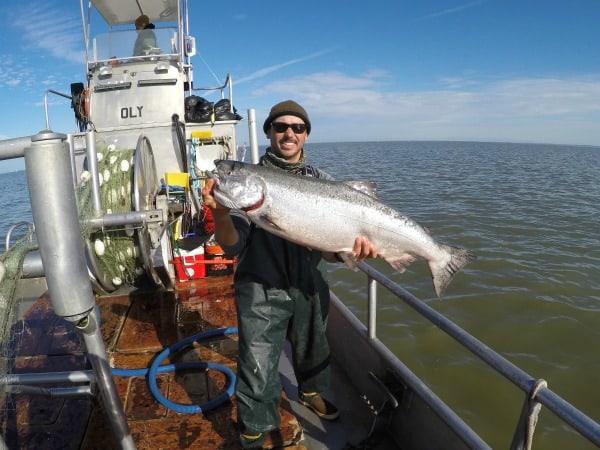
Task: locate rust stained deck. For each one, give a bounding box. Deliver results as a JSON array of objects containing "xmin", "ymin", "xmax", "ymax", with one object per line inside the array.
[{"xmin": 2, "ymin": 277, "xmax": 303, "ymax": 449}]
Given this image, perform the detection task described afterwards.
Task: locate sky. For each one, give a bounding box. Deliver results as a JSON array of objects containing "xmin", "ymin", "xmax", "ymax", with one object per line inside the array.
[{"xmin": 1, "ymin": 0, "xmax": 600, "ymax": 172}]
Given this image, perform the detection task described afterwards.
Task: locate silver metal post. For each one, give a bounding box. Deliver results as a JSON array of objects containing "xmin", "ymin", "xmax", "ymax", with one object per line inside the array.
[
  {"xmin": 43, "ymin": 90, "xmax": 72, "ymax": 131},
  {"xmin": 77, "ymin": 307, "xmax": 136, "ymax": 449},
  {"xmin": 21, "ymin": 252, "xmax": 44, "ymax": 278},
  {"xmin": 25, "ymin": 130, "xmax": 95, "ymax": 321},
  {"xmin": 68, "ymin": 133, "xmax": 78, "ymax": 186},
  {"xmin": 247, "ymin": 108, "xmax": 260, "ymax": 163},
  {"xmin": 85, "ymin": 130, "xmax": 103, "ymax": 216},
  {"xmin": 367, "ymin": 276, "xmax": 377, "ymax": 339},
  {"xmin": 0, "ymin": 136, "xmax": 31, "ymax": 161},
  {"xmin": 24, "ymin": 130, "xmax": 136, "ymax": 449}
]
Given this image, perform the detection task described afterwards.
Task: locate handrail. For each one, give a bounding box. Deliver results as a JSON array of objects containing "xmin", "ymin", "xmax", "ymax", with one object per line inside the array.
[
  {"xmin": 192, "ymin": 72, "xmax": 231, "ymax": 92},
  {"xmin": 192, "ymin": 73, "xmax": 234, "ymax": 111},
  {"xmin": 43, "ymin": 89, "xmax": 72, "ymax": 131},
  {"xmin": 4, "ymin": 222, "xmax": 34, "ymax": 252},
  {"xmin": 356, "ymin": 261, "xmax": 600, "ymax": 448}
]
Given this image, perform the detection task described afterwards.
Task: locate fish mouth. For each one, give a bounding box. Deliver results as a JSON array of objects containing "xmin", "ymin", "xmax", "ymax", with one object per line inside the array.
[
  {"xmin": 207, "ymin": 164, "xmax": 228, "ymax": 186},
  {"xmin": 211, "ymin": 186, "xmax": 238, "ymax": 209},
  {"xmin": 211, "ymin": 185, "xmax": 264, "ymax": 212},
  {"xmin": 210, "ymin": 160, "xmax": 265, "ymax": 212}
]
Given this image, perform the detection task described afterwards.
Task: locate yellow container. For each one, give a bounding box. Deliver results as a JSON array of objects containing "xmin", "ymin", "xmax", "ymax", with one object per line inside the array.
[
  {"xmin": 165, "ymin": 172, "xmax": 189, "ymax": 190},
  {"xmin": 191, "ymin": 130, "xmax": 213, "ymax": 139},
  {"xmin": 165, "ymin": 172, "xmax": 189, "ymax": 239}
]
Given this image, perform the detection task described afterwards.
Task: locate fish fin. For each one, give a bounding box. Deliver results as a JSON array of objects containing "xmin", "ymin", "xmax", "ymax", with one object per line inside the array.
[
  {"xmin": 429, "ymin": 245, "xmax": 476, "ymax": 298},
  {"xmin": 343, "ymin": 181, "xmax": 378, "ymax": 199},
  {"xmin": 260, "ymin": 214, "xmax": 285, "ymax": 232},
  {"xmin": 338, "ymin": 251, "xmax": 359, "ymax": 271},
  {"xmin": 384, "ymin": 253, "xmax": 418, "ymax": 273}
]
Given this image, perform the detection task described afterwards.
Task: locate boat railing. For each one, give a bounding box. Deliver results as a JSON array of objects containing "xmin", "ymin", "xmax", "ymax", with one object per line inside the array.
[
  {"xmin": 43, "ymin": 89, "xmax": 73, "ymax": 132},
  {"xmin": 356, "ymin": 261, "xmax": 600, "ymax": 448},
  {"xmin": 4, "ymin": 222, "xmax": 34, "ymax": 253},
  {"xmin": 191, "ymin": 73, "xmax": 235, "ymax": 112}
]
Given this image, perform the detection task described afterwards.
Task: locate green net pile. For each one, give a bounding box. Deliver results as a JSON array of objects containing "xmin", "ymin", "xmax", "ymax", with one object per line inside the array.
[
  {"xmin": 76, "ymin": 141, "xmax": 143, "ymax": 287},
  {"xmin": 0, "ymin": 140, "xmax": 147, "ymax": 411},
  {"xmin": 0, "ymin": 231, "xmax": 36, "ymax": 407}
]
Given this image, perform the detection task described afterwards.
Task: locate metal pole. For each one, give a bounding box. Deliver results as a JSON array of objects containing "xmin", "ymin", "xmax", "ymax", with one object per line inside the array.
[
  {"xmin": 68, "ymin": 133, "xmax": 78, "ymax": 186},
  {"xmin": 85, "ymin": 130, "xmax": 103, "ymax": 217},
  {"xmin": 78, "ymin": 307, "xmax": 136, "ymax": 449},
  {"xmin": 21, "ymin": 252, "xmax": 44, "ymax": 278},
  {"xmin": 367, "ymin": 276, "xmax": 377, "ymax": 339},
  {"xmin": 25, "ymin": 130, "xmax": 95, "ymax": 321},
  {"xmin": 247, "ymin": 108, "xmax": 260, "ymax": 164},
  {"xmin": 24, "ymin": 130, "xmax": 136, "ymax": 449},
  {"xmin": 1, "ymin": 370, "xmax": 94, "ymax": 385},
  {"xmin": 0, "ymin": 136, "xmax": 31, "ymax": 161}
]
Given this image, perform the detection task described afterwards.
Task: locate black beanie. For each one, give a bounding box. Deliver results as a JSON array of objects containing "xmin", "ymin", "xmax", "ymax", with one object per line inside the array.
[{"xmin": 262, "ymin": 100, "xmax": 311, "ymax": 135}]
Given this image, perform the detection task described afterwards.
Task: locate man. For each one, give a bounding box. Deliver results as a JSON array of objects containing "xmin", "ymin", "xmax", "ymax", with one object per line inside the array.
[
  {"xmin": 202, "ymin": 100, "xmax": 377, "ymax": 448},
  {"xmin": 133, "ymin": 14, "xmax": 157, "ymax": 56}
]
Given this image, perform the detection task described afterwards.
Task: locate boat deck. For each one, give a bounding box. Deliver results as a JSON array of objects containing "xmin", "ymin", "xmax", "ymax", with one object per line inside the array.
[
  {"xmin": 1, "ymin": 276, "xmax": 308, "ymax": 449},
  {"xmin": 2, "ymin": 274, "xmax": 396, "ymax": 450}
]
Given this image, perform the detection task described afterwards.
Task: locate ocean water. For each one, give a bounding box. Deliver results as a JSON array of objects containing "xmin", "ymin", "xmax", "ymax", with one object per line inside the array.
[
  {"xmin": 1, "ymin": 141, "xmax": 599, "ymax": 448},
  {"xmin": 307, "ymin": 141, "xmax": 600, "ymax": 449},
  {"xmin": 0, "ymin": 171, "xmax": 32, "ymax": 249}
]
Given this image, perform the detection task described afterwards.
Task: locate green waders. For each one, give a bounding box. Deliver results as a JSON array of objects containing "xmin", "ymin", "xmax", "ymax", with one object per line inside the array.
[
  {"xmin": 234, "ymin": 280, "xmax": 331, "ymax": 433},
  {"xmin": 222, "ymin": 170, "xmax": 335, "ymax": 436}
]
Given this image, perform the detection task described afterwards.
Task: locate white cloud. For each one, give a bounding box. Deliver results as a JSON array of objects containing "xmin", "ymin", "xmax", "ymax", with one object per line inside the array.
[
  {"xmin": 415, "ymin": 0, "xmax": 489, "ymax": 21},
  {"xmin": 12, "ymin": 2, "xmax": 84, "ymax": 65},
  {"xmin": 0, "ymin": 61, "xmax": 35, "ymax": 91},
  {"xmin": 254, "ymin": 70, "xmax": 600, "ymax": 145},
  {"xmin": 236, "ymin": 49, "xmax": 336, "ymax": 84}
]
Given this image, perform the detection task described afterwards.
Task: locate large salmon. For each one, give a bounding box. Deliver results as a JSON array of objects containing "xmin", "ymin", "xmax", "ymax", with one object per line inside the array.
[{"xmin": 211, "ymin": 160, "xmax": 474, "ymax": 297}]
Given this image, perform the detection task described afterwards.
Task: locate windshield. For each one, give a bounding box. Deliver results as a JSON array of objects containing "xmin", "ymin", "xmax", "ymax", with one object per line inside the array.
[{"xmin": 90, "ymin": 27, "xmax": 179, "ymax": 62}]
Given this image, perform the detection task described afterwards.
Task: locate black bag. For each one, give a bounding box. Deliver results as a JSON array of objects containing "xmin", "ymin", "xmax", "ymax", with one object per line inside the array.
[
  {"xmin": 213, "ymin": 99, "xmax": 242, "ymax": 121},
  {"xmin": 185, "ymin": 95, "xmax": 214, "ymax": 122}
]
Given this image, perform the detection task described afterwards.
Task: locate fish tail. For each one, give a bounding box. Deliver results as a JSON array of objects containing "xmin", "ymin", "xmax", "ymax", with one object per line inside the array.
[{"xmin": 429, "ymin": 245, "xmax": 475, "ymax": 298}]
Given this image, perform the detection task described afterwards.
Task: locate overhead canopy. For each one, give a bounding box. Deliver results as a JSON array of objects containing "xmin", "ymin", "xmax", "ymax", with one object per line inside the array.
[{"xmin": 91, "ymin": 0, "xmax": 179, "ymax": 26}]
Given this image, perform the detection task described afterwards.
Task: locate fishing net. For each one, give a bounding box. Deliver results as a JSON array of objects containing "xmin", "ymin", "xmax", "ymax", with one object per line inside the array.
[
  {"xmin": 0, "ymin": 140, "xmax": 146, "ymax": 416},
  {"xmin": 76, "ymin": 141, "xmax": 144, "ymax": 287},
  {"xmin": 0, "ymin": 231, "xmax": 37, "ymax": 411}
]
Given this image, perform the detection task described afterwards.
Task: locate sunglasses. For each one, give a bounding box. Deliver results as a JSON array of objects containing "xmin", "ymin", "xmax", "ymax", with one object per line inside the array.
[{"xmin": 270, "ymin": 122, "xmax": 307, "ymax": 134}]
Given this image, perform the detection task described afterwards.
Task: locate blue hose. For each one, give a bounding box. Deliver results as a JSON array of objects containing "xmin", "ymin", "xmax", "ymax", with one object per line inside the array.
[{"xmin": 111, "ymin": 327, "xmax": 238, "ymax": 414}]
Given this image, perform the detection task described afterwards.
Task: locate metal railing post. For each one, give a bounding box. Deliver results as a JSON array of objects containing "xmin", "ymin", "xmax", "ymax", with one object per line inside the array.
[
  {"xmin": 247, "ymin": 108, "xmax": 259, "ymax": 164},
  {"xmin": 367, "ymin": 276, "xmax": 377, "ymax": 339},
  {"xmin": 24, "ymin": 129, "xmax": 136, "ymax": 449}
]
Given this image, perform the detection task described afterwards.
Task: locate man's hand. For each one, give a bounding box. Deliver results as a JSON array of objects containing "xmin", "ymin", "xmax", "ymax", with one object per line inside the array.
[
  {"xmin": 352, "ymin": 236, "xmax": 378, "ymax": 261},
  {"xmin": 200, "ymin": 178, "xmax": 239, "ymax": 247},
  {"xmin": 201, "ymin": 178, "xmax": 229, "ymax": 213}
]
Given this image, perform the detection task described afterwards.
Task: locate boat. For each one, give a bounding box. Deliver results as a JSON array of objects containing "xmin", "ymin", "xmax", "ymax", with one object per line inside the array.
[{"xmin": 1, "ymin": 1, "xmax": 600, "ymax": 449}]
